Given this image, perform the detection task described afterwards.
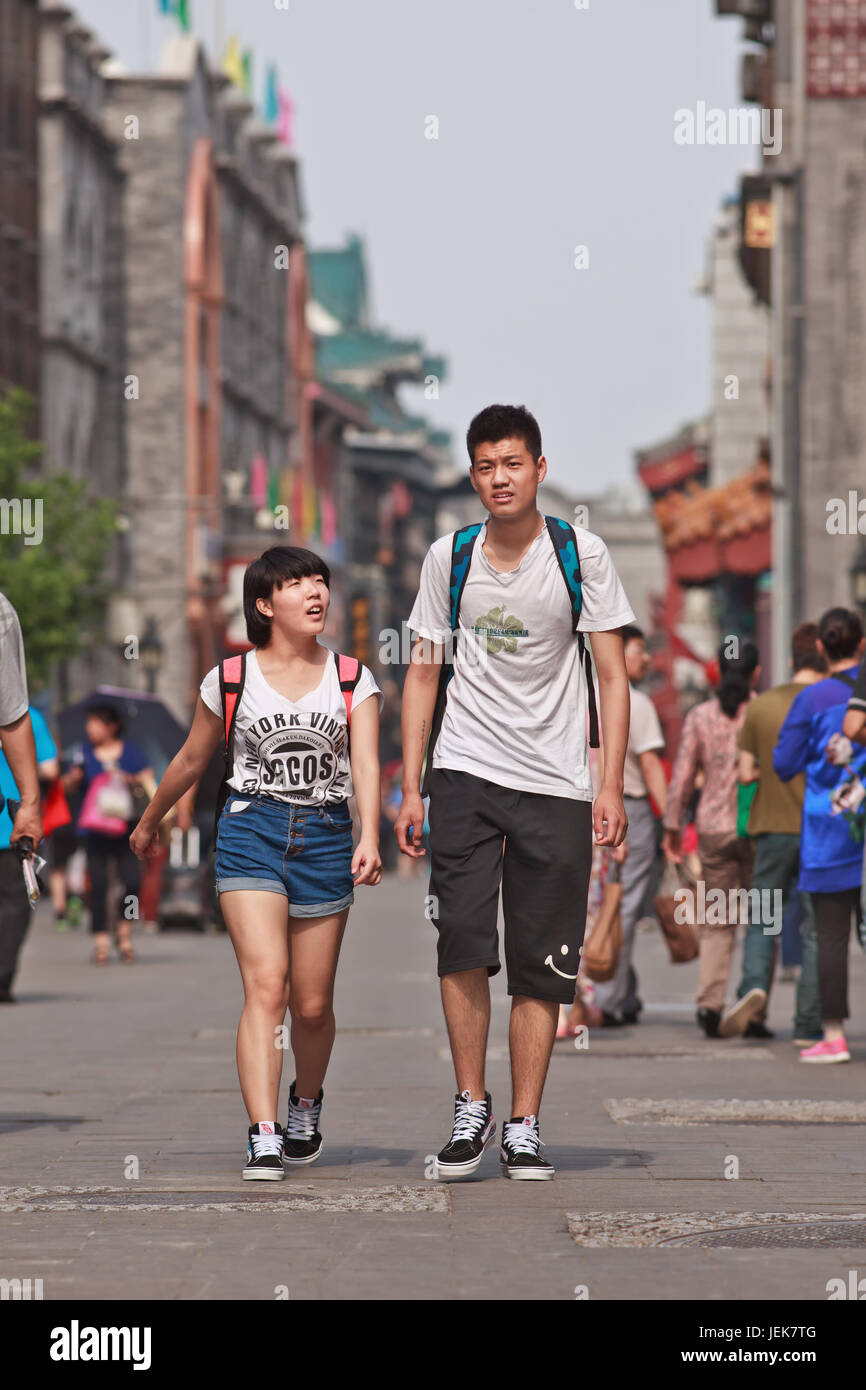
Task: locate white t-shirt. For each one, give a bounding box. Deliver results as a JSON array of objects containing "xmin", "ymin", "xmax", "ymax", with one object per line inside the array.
[
  {"xmin": 200, "ymin": 648, "xmax": 383, "ymax": 805},
  {"xmin": 407, "ymin": 517, "xmax": 635, "ymax": 800},
  {"xmin": 622, "ymin": 685, "xmax": 665, "ymax": 798}
]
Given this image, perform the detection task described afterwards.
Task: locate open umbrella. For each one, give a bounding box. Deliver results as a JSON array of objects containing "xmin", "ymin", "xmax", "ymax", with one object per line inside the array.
[{"xmin": 57, "ymin": 686, "xmax": 188, "ymax": 781}]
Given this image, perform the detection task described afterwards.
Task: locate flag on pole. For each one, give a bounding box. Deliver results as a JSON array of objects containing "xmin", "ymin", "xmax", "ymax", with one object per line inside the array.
[
  {"xmin": 264, "ymin": 64, "xmax": 279, "ymax": 126},
  {"xmin": 241, "ymin": 50, "xmax": 253, "ymax": 100},
  {"xmin": 158, "ymin": 0, "xmax": 191, "ymax": 30},
  {"xmin": 222, "ymin": 36, "xmax": 246, "ymax": 91},
  {"xmin": 278, "ymin": 88, "xmax": 294, "ymax": 147}
]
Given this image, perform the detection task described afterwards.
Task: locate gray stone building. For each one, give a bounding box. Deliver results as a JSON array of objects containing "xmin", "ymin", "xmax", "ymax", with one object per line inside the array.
[
  {"xmin": 95, "ymin": 34, "xmax": 305, "ymax": 721},
  {"xmin": 702, "ymin": 193, "xmax": 770, "ymax": 490},
  {"xmin": 718, "ymin": 0, "xmax": 866, "ymax": 677}
]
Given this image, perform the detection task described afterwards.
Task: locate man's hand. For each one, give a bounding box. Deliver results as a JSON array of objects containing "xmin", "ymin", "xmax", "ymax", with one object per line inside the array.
[
  {"xmin": 593, "ymin": 785, "xmax": 627, "ymax": 847},
  {"xmin": 661, "ymin": 827, "xmax": 682, "ymax": 864},
  {"xmin": 395, "ymin": 790, "xmax": 426, "ymax": 857},
  {"xmin": 10, "ymin": 797, "xmax": 42, "ymax": 849}
]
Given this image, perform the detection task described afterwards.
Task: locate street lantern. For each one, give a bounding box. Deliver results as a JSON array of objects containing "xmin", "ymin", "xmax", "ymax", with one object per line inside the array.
[
  {"xmin": 139, "ymin": 617, "xmax": 164, "ymax": 695},
  {"xmin": 850, "ymin": 541, "xmax": 866, "ymax": 619}
]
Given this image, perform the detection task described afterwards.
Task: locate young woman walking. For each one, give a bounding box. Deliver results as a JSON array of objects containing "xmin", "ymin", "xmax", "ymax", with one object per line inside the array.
[
  {"xmin": 72, "ymin": 706, "xmax": 153, "ymax": 965},
  {"xmin": 130, "ymin": 547, "xmax": 382, "ymax": 1179},
  {"xmin": 662, "ymin": 641, "xmax": 761, "ymax": 1039},
  {"xmin": 774, "ymin": 608, "xmax": 866, "ymax": 1064}
]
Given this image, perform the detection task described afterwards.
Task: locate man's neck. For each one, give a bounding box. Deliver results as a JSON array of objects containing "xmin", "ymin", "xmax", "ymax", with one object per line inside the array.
[
  {"xmin": 483, "ymin": 507, "xmax": 544, "ymax": 564},
  {"xmin": 792, "ymin": 669, "xmax": 823, "ymax": 685}
]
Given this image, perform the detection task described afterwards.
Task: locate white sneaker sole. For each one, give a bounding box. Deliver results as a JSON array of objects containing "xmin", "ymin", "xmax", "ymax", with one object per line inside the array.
[
  {"xmin": 499, "ymin": 1161, "xmax": 555, "ymax": 1180},
  {"xmin": 242, "ymin": 1166, "xmax": 285, "ymax": 1181},
  {"xmin": 800, "ymin": 1051, "xmax": 850, "ymax": 1064},
  {"xmin": 433, "ymin": 1120, "xmax": 495, "ymax": 1180},
  {"xmin": 718, "ymin": 988, "xmax": 767, "ymax": 1038},
  {"xmin": 283, "ymin": 1142, "xmax": 324, "ymax": 1166}
]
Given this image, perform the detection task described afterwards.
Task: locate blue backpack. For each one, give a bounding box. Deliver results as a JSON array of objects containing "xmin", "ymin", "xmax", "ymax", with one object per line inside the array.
[{"xmin": 420, "ymin": 515, "xmax": 600, "ymax": 794}]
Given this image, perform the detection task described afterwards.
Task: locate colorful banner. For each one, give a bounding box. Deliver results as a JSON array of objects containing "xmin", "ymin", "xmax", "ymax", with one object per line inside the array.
[
  {"xmin": 222, "ymin": 37, "xmax": 251, "ymax": 97},
  {"xmin": 264, "ymin": 64, "xmax": 279, "ymax": 126},
  {"xmin": 158, "ymin": 0, "xmax": 191, "ymax": 31},
  {"xmin": 278, "ymin": 89, "xmax": 294, "ymax": 147}
]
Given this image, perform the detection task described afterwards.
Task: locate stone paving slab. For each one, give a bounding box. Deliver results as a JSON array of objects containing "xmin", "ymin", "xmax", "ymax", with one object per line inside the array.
[{"xmin": 1, "ymin": 877, "xmax": 865, "ymax": 1299}]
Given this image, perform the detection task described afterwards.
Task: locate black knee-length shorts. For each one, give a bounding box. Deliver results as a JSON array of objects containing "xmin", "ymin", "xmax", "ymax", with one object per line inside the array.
[{"xmin": 427, "ymin": 768, "xmax": 593, "ymax": 1005}]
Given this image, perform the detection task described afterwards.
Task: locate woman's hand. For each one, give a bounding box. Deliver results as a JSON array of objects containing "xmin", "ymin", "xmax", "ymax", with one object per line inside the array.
[
  {"xmin": 661, "ymin": 828, "xmax": 682, "ymax": 864},
  {"xmin": 352, "ymin": 836, "xmax": 382, "ymax": 886},
  {"xmin": 129, "ymin": 818, "xmax": 161, "ymax": 861}
]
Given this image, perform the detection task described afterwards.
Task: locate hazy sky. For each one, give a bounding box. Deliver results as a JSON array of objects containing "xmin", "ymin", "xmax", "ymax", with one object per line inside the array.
[{"xmin": 74, "ymin": 0, "xmax": 756, "ymax": 494}]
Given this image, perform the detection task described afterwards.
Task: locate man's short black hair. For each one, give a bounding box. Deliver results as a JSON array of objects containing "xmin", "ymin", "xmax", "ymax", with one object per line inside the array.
[
  {"xmin": 790, "ymin": 621, "xmax": 826, "ymax": 674},
  {"xmin": 244, "ymin": 546, "xmax": 330, "ymax": 647},
  {"xmin": 620, "ymin": 625, "xmax": 645, "ymax": 647},
  {"xmin": 466, "ymin": 404, "xmax": 542, "ymax": 466}
]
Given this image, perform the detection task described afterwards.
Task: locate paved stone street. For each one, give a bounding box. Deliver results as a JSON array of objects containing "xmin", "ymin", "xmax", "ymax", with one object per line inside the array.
[{"xmin": 2, "ymin": 874, "xmax": 865, "ymax": 1301}]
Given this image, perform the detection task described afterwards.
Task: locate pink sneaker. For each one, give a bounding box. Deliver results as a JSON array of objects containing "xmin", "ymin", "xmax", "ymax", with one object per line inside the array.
[{"xmin": 799, "ymin": 1037, "xmax": 850, "ymax": 1063}]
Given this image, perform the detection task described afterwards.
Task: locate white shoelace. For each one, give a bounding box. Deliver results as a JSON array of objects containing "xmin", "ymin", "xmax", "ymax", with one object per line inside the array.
[
  {"xmin": 287, "ymin": 1099, "xmax": 321, "ymax": 1140},
  {"xmin": 250, "ymin": 1129, "xmax": 283, "ymax": 1159},
  {"xmin": 503, "ymin": 1119, "xmax": 542, "ymax": 1157},
  {"xmin": 451, "ymin": 1093, "xmax": 489, "ymax": 1142}
]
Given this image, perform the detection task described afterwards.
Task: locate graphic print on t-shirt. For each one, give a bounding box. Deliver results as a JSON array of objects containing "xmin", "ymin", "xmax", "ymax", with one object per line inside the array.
[
  {"xmin": 471, "ymin": 605, "xmax": 529, "ymax": 655},
  {"xmin": 239, "ymin": 710, "xmax": 346, "ymax": 803}
]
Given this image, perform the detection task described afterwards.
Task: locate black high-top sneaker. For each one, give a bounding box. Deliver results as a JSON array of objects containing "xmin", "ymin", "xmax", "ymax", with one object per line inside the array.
[
  {"xmin": 283, "ymin": 1081, "xmax": 324, "ymax": 1166},
  {"xmin": 500, "ymin": 1115, "xmax": 554, "ymax": 1180},
  {"xmin": 434, "ymin": 1089, "xmax": 495, "ymax": 1180},
  {"xmin": 242, "ymin": 1122, "xmax": 285, "ymax": 1181}
]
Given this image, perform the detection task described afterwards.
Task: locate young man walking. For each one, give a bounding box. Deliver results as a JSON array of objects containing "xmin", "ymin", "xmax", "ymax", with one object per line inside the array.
[
  {"xmin": 731, "ymin": 623, "xmax": 826, "ymax": 1042},
  {"xmin": 592, "ymin": 625, "xmax": 667, "ymax": 1027},
  {"xmin": 396, "ymin": 404, "xmax": 633, "ymax": 1179}
]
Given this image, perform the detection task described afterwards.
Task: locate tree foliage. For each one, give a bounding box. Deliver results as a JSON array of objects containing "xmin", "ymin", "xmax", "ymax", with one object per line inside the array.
[{"xmin": 0, "ymin": 386, "xmax": 117, "ymax": 690}]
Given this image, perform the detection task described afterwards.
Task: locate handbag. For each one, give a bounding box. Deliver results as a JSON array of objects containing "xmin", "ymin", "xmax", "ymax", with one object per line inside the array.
[
  {"xmin": 737, "ymin": 780, "xmax": 757, "ymax": 837},
  {"xmin": 78, "ymin": 770, "xmax": 134, "ymax": 836},
  {"xmin": 654, "ymin": 861, "xmax": 699, "ymax": 963},
  {"xmin": 41, "ymin": 778, "xmax": 72, "ymax": 836},
  {"xmin": 582, "ymin": 878, "xmax": 623, "ymax": 983}
]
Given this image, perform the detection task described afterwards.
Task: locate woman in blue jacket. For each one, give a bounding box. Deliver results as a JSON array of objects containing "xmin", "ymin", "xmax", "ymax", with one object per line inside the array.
[{"xmin": 774, "ymin": 609, "xmax": 866, "ymax": 1063}]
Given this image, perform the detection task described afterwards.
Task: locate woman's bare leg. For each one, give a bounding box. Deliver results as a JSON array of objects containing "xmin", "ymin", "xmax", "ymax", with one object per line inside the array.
[
  {"xmin": 287, "ymin": 909, "xmax": 349, "ymax": 1097},
  {"xmin": 221, "ymin": 890, "xmax": 291, "ymax": 1122}
]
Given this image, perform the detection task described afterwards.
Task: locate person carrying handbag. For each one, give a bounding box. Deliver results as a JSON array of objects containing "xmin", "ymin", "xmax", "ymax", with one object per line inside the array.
[{"xmin": 72, "ymin": 705, "xmax": 153, "ymax": 964}]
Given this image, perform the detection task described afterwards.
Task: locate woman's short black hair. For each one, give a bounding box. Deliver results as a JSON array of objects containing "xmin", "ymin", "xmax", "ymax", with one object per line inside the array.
[
  {"xmin": 244, "ymin": 546, "xmax": 330, "ymax": 647},
  {"xmin": 85, "ymin": 704, "xmax": 124, "ymax": 735},
  {"xmin": 818, "ymin": 607, "xmax": 863, "ymax": 663},
  {"xmin": 716, "ymin": 639, "xmax": 760, "ymax": 719}
]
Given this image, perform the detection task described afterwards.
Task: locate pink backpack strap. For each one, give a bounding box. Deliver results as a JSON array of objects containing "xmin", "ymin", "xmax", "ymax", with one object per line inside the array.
[
  {"xmin": 334, "ymin": 651, "xmax": 362, "ymax": 722},
  {"xmin": 219, "ymin": 653, "xmax": 247, "ymax": 754}
]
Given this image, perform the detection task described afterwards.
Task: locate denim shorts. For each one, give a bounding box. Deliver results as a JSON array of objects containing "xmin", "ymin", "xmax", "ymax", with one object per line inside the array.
[{"xmin": 214, "ymin": 792, "xmax": 355, "ymax": 917}]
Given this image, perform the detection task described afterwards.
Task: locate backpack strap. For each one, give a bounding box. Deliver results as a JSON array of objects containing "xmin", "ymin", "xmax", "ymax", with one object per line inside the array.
[
  {"xmin": 219, "ymin": 653, "xmax": 247, "ymax": 760},
  {"xmin": 834, "ymin": 670, "xmax": 857, "ymax": 691},
  {"xmin": 214, "ymin": 653, "xmax": 247, "ymax": 839},
  {"xmin": 420, "ymin": 524, "xmax": 482, "ymax": 796},
  {"xmin": 334, "ymin": 651, "xmax": 362, "ymax": 722},
  {"xmin": 544, "ymin": 515, "xmax": 599, "ymax": 749},
  {"xmin": 449, "ymin": 523, "xmax": 484, "ymax": 631}
]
